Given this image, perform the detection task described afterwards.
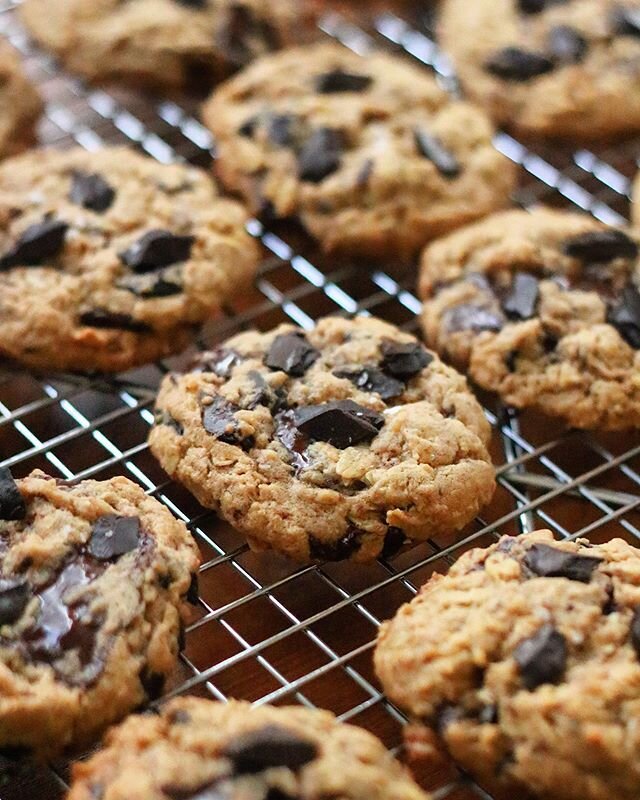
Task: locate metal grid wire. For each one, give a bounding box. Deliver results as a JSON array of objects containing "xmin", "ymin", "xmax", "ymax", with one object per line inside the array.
[{"xmin": 1, "ymin": 2, "xmax": 640, "ymax": 798}]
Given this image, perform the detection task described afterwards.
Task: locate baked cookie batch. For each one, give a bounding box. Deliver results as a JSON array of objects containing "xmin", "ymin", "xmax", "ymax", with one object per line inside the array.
[{"xmin": 2, "ymin": 1, "xmax": 640, "ymax": 799}]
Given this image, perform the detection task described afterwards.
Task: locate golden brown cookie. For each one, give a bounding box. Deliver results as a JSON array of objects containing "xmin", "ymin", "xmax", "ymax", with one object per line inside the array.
[
  {"xmin": 20, "ymin": 0, "xmax": 316, "ymax": 91},
  {"xmin": 202, "ymin": 42, "xmax": 516, "ymax": 260},
  {"xmin": 67, "ymin": 697, "xmax": 431, "ymax": 800},
  {"xmin": 149, "ymin": 315, "xmax": 495, "ymax": 563},
  {"xmin": 0, "ymin": 147, "xmax": 258, "ymax": 373},
  {"xmin": 0, "ymin": 469, "xmax": 200, "ymax": 759},
  {"xmin": 375, "ymin": 530, "xmax": 640, "ymax": 800},
  {"xmin": 419, "ymin": 208, "xmax": 640, "ymax": 430},
  {"xmin": 440, "ymin": 0, "xmax": 640, "ymax": 139},
  {"xmin": 0, "ymin": 43, "xmax": 41, "ymax": 160}
]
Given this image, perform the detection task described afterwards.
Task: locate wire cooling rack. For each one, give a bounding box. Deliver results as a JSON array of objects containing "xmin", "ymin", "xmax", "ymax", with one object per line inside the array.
[{"xmin": 1, "ymin": 2, "xmax": 640, "ymax": 798}]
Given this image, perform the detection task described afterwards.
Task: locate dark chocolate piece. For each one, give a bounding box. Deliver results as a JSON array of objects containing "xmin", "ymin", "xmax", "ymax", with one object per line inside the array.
[
  {"xmin": 268, "ymin": 114, "xmax": 297, "ymax": 147},
  {"xmin": 0, "ymin": 219, "xmax": 69, "ymax": 269},
  {"xmin": 120, "ymin": 230, "xmax": 194, "ymax": 273},
  {"xmin": 502, "ymin": 273, "xmax": 540, "ymax": 320},
  {"xmin": 293, "ymin": 400, "xmax": 383, "ymax": 449},
  {"xmin": 485, "ymin": 47, "xmax": 554, "ymax": 80},
  {"xmin": 118, "ymin": 272, "xmax": 182, "ymax": 298},
  {"xmin": 0, "ymin": 467, "xmax": 26, "ymax": 521},
  {"xmin": 608, "ymin": 283, "xmax": 640, "ymax": 348},
  {"xmin": 0, "ymin": 578, "xmax": 30, "ymax": 626},
  {"xmin": 414, "ymin": 130, "xmax": 460, "ymax": 179},
  {"xmin": 316, "ymin": 69, "xmax": 372, "ymax": 93},
  {"xmin": 514, "ymin": 624, "xmax": 567, "ymax": 690},
  {"xmin": 380, "ymin": 339, "xmax": 433, "ymax": 379},
  {"xmin": 298, "ymin": 128, "xmax": 343, "ymax": 183},
  {"xmin": 631, "ymin": 607, "xmax": 640, "ymax": 657},
  {"xmin": 69, "ymin": 172, "xmax": 115, "ymax": 212},
  {"xmin": 612, "ymin": 6, "xmax": 640, "ymax": 37},
  {"xmin": 79, "ymin": 309, "xmax": 152, "ymax": 333},
  {"xmin": 264, "ymin": 333, "xmax": 319, "ymax": 377},
  {"xmin": 309, "ymin": 528, "xmax": 361, "ymax": 561},
  {"xmin": 202, "ymin": 397, "xmax": 254, "ymax": 450},
  {"xmin": 333, "ymin": 367, "xmax": 404, "ymax": 401},
  {"xmin": 563, "ymin": 230, "xmax": 638, "ymax": 262},
  {"xmin": 88, "ymin": 515, "xmax": 141, "ymax": 561},
  {"xmin": 523, "ymin": 543, "xmax": 602, "ymax": 582},
  {"xmin": 444, "ymin": 304, "xmax": 504, "ymax": 334},
  {"xmin": 224, "ymin": 725, "xmax": 317, "ymax": 774},
  {"xmin": 548, "ymin": 25, "xmax": 588, "ymax": 64}
]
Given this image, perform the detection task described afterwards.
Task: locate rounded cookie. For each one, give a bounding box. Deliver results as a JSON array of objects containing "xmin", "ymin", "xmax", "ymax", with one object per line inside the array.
[
  {"xmin": 0, "ymin": 468, "xmax": 200, "ymax": 759},
  {"xmin": 375, "ymin": 530, "xmax": 640, "ymax": 800},
  {"xmin": 20, "ymin": 0, "xmax": 316, "ymax": 92},
  {"xmin": 440, "ymin": 0, "xmax": 640, "ymax": 139},
  {"xmin": 0, "ymin": 43, "xmax": 42, "ymax": 160},
  {"xmin": 148, "ymin": 315, "xmax": 495, "ymax": 563},
  {"xmin": 0, "ymin": 147, "xmax": 258, "ymax": 373},
  {"xmin": 202, "ymin": 42, "xmax": 516, "ymax": 260},
  {"xmin": 419, "ymin": 208, "xmax": 640, "ymax": 430},
  {"xmin": 67, "ymin": 697, "xmax": 430, "ymax": 800}
]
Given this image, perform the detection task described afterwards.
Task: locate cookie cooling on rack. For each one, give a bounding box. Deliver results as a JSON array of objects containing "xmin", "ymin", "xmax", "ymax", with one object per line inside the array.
[
  {"xmin": 0, "ymin": 469, "xmax": 200, "ymax": 759},
  {"xmin": 375, "ymin": 530, "xmax": 640, "ymax": 800},
  {"xmin": 66, "ymin": 697, "xmax": 431, "ymax": 800},
  {"xmin": 0, "ymin": 43, "xmax": 42, "ymax": 160},
  {"xmin": 149, "ymin": 315, "xmax": 495, "ymax": 563},
  {"xmin": 20, "ymin": 0, "xmax": 315, "ymax": 91},
  {"xmin": 440, "ymin": 0, "xmax": 640, "ymax": 139},
  {"xmin": 0, "ymin": 147, "xmax": 258, "ymax": 373},
  {"xmin": 202, "ymin": 42, "xmax": 516, "ymax": 260},
  {"xmin": 419, "ymin": 208, "xmax": 640, "ymax": 430}
]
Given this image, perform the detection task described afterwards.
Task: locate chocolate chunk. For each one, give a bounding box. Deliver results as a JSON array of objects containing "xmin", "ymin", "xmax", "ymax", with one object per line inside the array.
[
  {"xmin": 154, "ymin": 410, "xmax": 184, "ymax": 435},
  {"xmin": 79, "ymin": 309, "xmax": 152, "ymax": 333},
  {"xmin": 0, "ymin": 578, "xmax": 30, "ymax": 626},
  {"xmin": 502, "ymin": 273, "xmax": 539, "ymax": 320},
  {"xmin": 220, "ymin": 4, "xmax": 279, "ymax": 65},
  {"xmin": 202, "ymin": 397, "xmax": 254, "ymax": 450},
  {"xmin": 603, "ymin": 584, "xmax": 617, "ymax": 616},
  {"xmin": 246, "ymin": 371, "xmax": 287, "ymax": 412},
  {"xmin": 120, "ymin": 230, "xmax": 194, "ymax": 272},
  {"xmin": 0, "ymin": 466, "xmax": 26, "ymax": 521},
  {"xmin": 478, "ymin": 705, "xmax": 499, "ymax": 724},
  {"xmin": 548, "ymin": 25, "xmax": 588, "ymax": 64},
  {"xmin": 310, "ymin": 528, "xmax": 361, "ymax": 561},
  {"xmin": 187, "ymin": 573, "xmax": 199, "ymax": 605},
  {"xmin": 264, "ymin": 333, "xmax": 319, "ymax": 376},
  {"xmin": 293, "ymin": 400, "xmax": 383, "ymax": 449},
  {"xmin": 612, "ymin": 6, "xmax": 640, "ymax": 37},
  {"xmin": 414, "ymin": 130, "xmax": 460, "ymax": 179},
  {"xmin": 88, "ymin": 515, "xmax": 141, "ymax": 560},
  {"xmin": 485, "ymin": 47, "xmax": 554, "ymax": 80},
  {"xmin": 333, "ymin": 367, "xmax": 404, "ymax": 401},
  {"xmin": 608, "ymin": 283, "xmax": 640, "ymax": 348},
  {"xmin": 514, "ymin": 624, "xmax": 567, "ymax": 690},
  {"xmin": 268, "ymin": 114, "xmax": 297, "ymax": 147},
  {"xmin": 523, "ymin": 544, "xmax": 602, "ymax": 582},
  {"xmin": 165, "ymin": 780, "xmax": 226, "ymax": 800},
  {"xmin": 380, "ymin": 339, "xmax": 433, "ymax": 379},
  {"xmin": 316, "ymin": 68, "xmax": 372, "ymax": 93},
  {"xmin": 140, "ymin": 669, "xmax": 165, "ymax": 700},
  {"xmin": 445, "ymin": 304, "xmax": 504, "ymax": 334},
  {"xmin": 69, "ymin": 172, "xmax": 115, "ymax": 212},
  {"xmin": 298, "ymin": 128, "xmax": 343, "ymax": 183},
  {"xmin": 0, "ymin": 218, "xmax": 69, "ymax": 269},
  {"xmin": 356, "ymin": 159, "xmax": 374, "ymax": 189},
  {"xmin": 197, "ymin": 347, "xmax": 241, "ymax": 378},
  {"xmin": 518, "ymin": 0, "xmax": 546, "ymax": 11},
  {"xmin": 224, "ymin": 725, "xmax": 317, "ymax": 774},
  {"xmin": 381, "ymin": 527, "xmax": 406, "ymax": 559},
  {"xmin": 563, "ymin": 229, "xmax": 638, "ymax": 262},
  {"xmin": 175, "ymin": 0, "xmax": 207, "ymax": 6},
  {"xmin": 631, "ymin": 608, "xmax": 640, "ymax": 657},
  {"xmin": 238, "ymin": 115, "xmax": 259, "ymax": 137},
  {"xmin": 118, "ymin": 272, "xmax": 183, "ymax": 298}
]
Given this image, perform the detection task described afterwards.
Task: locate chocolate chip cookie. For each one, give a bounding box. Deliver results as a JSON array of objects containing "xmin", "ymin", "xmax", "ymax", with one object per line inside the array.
[
  {"xmin": 20, "ymin": 0, "xmax": 315, "ymax": 91},
  {"xmin": 0, "ymin": 147, "xmax": 258, "ymax": 373},
  {"xmin": 375, "ymin": 530, "xmax": 640, "ymax": 800},
  {"xmin": 67, "ymin": 697, "xmax": 431, "ymax": 800},
  {"xmin": 202, "ymin": 42, "xmax": 516, "ymax": 260},
  {"xmin": 419, "ymin": 208, "xmax": 640, "ymax": 430},
  {"xmin": 440, "ymin": 0, "xmax": 640, "ymax": 138},
  {"xmin": 0, "ymin": 43, "xmax": 42, "ymax": 160},
  {"xmin": 148, "ymin": 315, "xmax": 495, "ymax": 563},
  {"xmin": 0, "ymin": 469, "xmax": 200, "ymax": 759}
]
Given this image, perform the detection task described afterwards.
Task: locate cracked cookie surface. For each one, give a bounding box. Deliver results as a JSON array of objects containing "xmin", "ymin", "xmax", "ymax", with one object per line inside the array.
[
  {"xmin": 202, "ymin": 42, "xmax": 515, "ymax": 260},
  {"xmin": 0, "ymin": 147, "xmax": 258, "ymax": 373},
  {"xmin": 375, "ymin": 530, "xmax": 640, "ymax": 800},
  {"xmin": 0, "ymin": 469, "xmax": 200, "ymax": 759},
  {"xmin": 440, "ymin": 0, "xmax": 640, "ymax": 138},
  {"xmin": 0, "ymin": 43, "xmax": 41, "ymax": 160},
  {"xmin": 20, "ymin": 0, "xmax": 314, "ymax": 91},
  {"xmin": 419, "ymin": 208, "xmax": 640, "ymax": 430},
  {"xmin": 148, "ymin": 315, "xmax": 495, "ymax": 563},
  {"xmin": 67, "ymin": 697, "xmax": 430, "ymax": 800}
]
